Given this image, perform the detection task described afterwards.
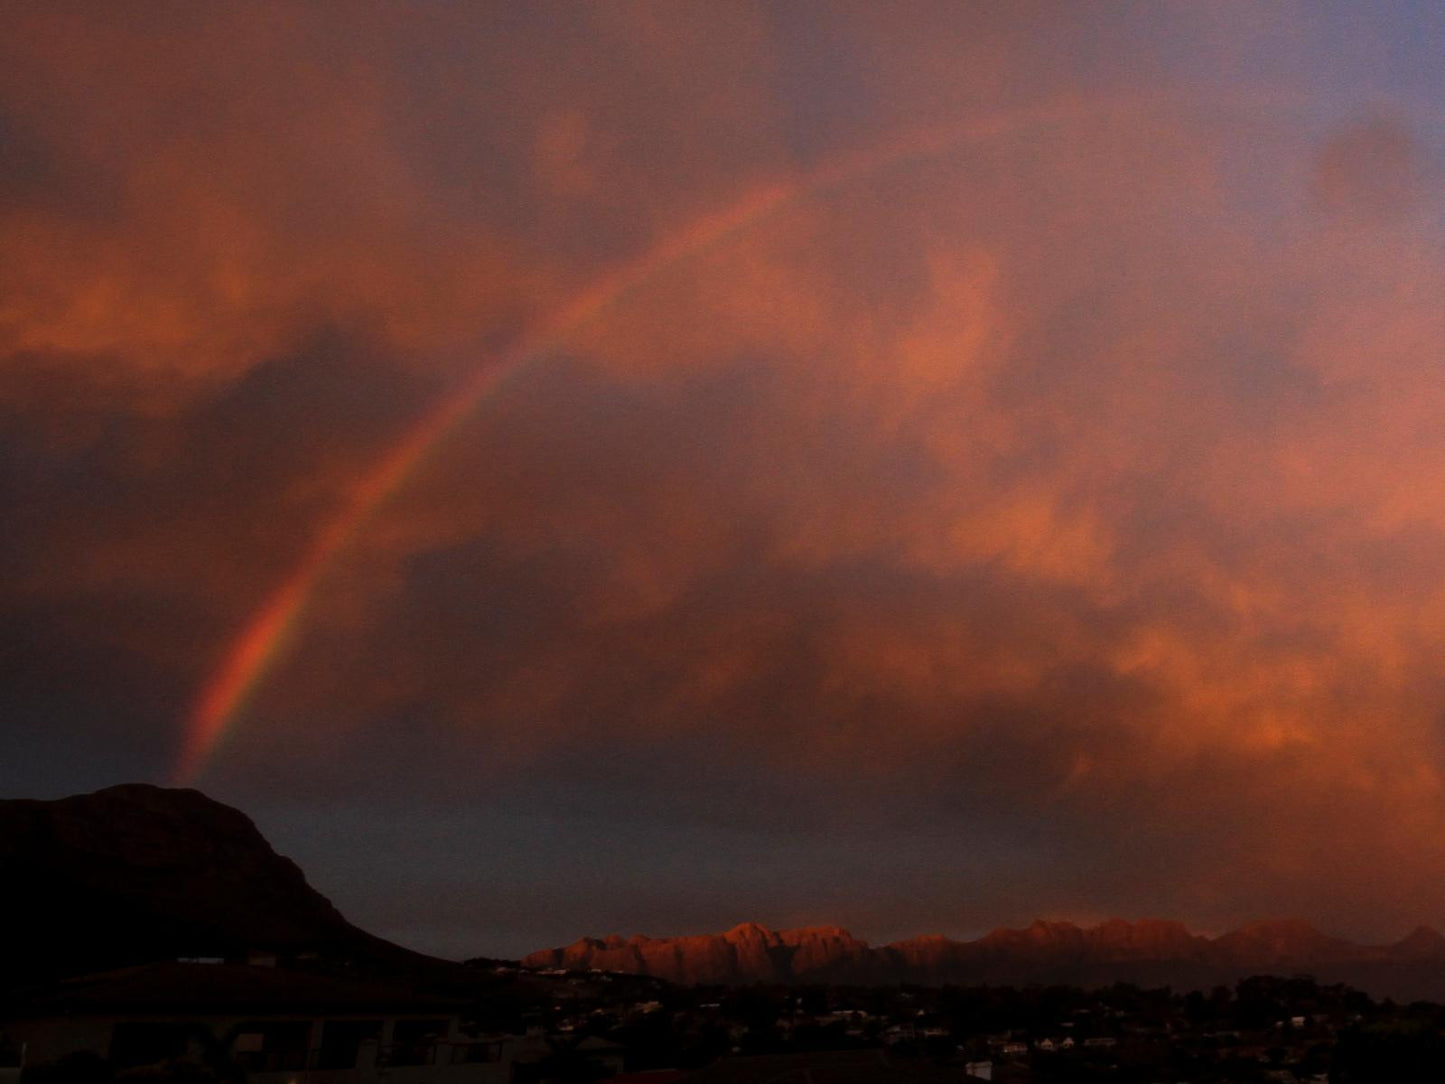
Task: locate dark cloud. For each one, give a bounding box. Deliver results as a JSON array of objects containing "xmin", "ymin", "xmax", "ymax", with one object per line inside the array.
[
  {"xmin": 0, "ymin": 105, "xmax": 122, "ymax": 218},
  {"xmin": 1312, "ymin": 116, "xmax": 1433, "ymax": 221}
]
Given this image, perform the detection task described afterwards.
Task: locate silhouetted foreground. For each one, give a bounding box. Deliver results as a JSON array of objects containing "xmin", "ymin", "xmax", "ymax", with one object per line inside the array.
[
  {"xmin": 13, "ymin": 966, "xmax": 1445, "ymax": 1083},
  {"xmin": 7, "ymin": 786, "xmax": 1445, "ymax": 1081}
]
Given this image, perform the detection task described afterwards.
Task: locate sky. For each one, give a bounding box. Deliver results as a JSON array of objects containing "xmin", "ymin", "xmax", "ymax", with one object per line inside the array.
[{"xmin": 8, "ymin": 2, "xmax": 1445, "ymax": 960}]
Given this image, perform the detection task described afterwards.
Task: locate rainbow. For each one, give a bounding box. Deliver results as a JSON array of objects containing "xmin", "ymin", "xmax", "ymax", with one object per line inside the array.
[
  {"xmin": 171, "ymin": 179, "xmax": 799, "ymax": 785},
  {"xmin": 172, "ymin": 91, "xmax": 1277, "ymax": 785}
]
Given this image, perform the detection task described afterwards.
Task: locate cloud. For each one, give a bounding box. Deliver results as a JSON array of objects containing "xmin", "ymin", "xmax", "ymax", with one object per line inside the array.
[
  {"xmin": 7, "ymin": 3, "xmax": 1445, "ymax": 951},
  {"xmin": 1312, "ymin": 116, "xmax": 1434, "ymax": 221}
]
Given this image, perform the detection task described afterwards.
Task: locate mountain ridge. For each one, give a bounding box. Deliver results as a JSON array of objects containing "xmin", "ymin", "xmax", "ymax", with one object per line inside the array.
[{"xmin": 524, "ymin": 916, "xmax": 1445, "ymax": 996}]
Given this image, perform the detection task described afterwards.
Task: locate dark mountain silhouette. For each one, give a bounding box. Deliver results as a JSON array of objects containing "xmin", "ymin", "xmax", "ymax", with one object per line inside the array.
[
  {"xmin": 525, "ymin": 916, "xmax": 1445, "ymax": 1000},
  {"xmin": 0, "ymin": 784, "xmax": 460, "ymax": 990}
]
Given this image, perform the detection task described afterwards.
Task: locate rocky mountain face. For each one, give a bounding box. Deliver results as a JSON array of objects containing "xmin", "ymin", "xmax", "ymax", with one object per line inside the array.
[
  {"xmin": 0, "ymin": 784, "xmax": 420, "ymax": 987},
  {"xmin": 525, "ymin": 916, "xmax": 1445, "ymax": 999},
  {"xmin": 527, "ymin": 923, "xmax": 879, "ymax": 986}
]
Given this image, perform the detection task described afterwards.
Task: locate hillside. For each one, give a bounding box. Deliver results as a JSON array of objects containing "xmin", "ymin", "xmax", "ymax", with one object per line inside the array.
[{"xmin": 0, "ymin": 784, "xmax": 459, "ymax": 989}]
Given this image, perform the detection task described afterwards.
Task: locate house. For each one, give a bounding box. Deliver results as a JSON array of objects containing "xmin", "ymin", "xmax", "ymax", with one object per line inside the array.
[{"xmin": 5, "ymin": 961, "xmax": 513, "ymax": 1084}]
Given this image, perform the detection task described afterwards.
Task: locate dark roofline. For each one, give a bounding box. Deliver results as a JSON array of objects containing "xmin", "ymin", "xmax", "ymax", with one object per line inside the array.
[{"xmin": 9, "ymin": 963, "xmax": 470, "ymax": 1019}]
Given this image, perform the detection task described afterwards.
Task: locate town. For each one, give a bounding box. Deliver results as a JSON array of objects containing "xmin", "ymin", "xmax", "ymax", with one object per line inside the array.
[
  {"xmin": 473, "ymin": 963, "xmax": 1441, "ymax": 1081},
  {"xmin": 10, "ymin": 953, "xmax": 1442, "ymax": 1084}
]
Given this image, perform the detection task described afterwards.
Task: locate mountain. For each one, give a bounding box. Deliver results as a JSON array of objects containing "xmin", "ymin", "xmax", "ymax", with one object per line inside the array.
[
  {"xmin": 0, "ymin": 784, "xmax": 445, "ymax": 988},
  {"xmin": 1392, "ymin": 925, "xmax": 1445, "ymax": 958},
  {"xmin": 524, "ymin": 917, "xmax": 1445, "ymax": 999},
  {"xmin": 1211, "ymin": 918, "xmax": 1366, "ymax": 968}
]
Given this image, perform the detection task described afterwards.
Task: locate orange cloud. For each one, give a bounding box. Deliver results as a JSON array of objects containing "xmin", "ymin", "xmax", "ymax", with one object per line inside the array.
[{"xmin": 10, "ymin": 3, "xmax": 1445, "ymax": 948}]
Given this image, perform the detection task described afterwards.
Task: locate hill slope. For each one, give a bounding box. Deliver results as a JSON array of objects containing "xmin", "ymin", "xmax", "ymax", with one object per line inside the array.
[{"xmin": 0, "ymin": 784, "xmax": 434, "ymax": 987}]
